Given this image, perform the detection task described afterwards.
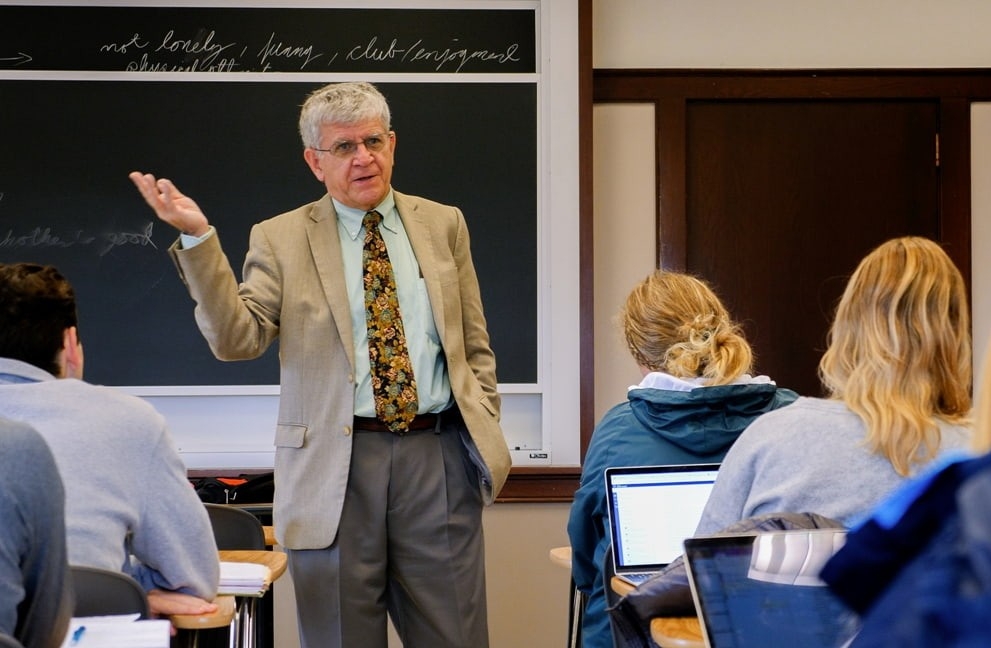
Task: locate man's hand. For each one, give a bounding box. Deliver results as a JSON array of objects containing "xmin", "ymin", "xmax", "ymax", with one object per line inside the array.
[
  {"xmin": 128, "ymin": 172, "xmax": 211, "ymax": 237},
  {"xmin": 147, "ymin": 589, "xmax": 220, "ymax": 637},
  {"xmin": 147, "ymin": 589, "xmax": 219, "ymax": 617}
]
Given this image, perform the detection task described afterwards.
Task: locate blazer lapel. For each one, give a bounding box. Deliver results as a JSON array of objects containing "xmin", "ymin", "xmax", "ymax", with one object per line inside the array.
[{"xmin": 307, "ymin": 196, "xmax": 356, "ymax": 372}]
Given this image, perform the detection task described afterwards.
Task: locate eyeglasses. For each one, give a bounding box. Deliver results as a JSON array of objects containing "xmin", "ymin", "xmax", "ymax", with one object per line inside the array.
[{"xmin": 312, "ymin": 133, "xmax": 390, "ymax": 159}]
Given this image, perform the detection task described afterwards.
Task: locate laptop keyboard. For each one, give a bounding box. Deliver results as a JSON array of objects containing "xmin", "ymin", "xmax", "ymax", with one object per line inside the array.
[{"xmin": 619, "ymin": 571, "xmax": 656, "ymax": 586}]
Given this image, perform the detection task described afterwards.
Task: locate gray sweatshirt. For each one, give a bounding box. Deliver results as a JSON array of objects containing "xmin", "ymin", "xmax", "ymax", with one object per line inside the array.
[
  {"xmin": 695, "ymin": 396, "xmax": 972, "ymax": 536},
  {"xmin": 0, "ymin": 358, "xmax": 219, "ymax": 598}
]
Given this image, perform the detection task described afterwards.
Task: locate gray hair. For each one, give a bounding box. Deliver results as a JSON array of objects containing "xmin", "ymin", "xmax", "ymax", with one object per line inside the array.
[{"xmin": 298, "ymin": 81, "xmax": 392, "ymax": 149}]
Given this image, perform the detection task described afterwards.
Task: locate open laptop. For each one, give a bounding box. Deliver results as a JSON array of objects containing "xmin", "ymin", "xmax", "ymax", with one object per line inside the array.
[
  {"xmin": 683, "ymin": 530, "xmax": 861, "ymax": 648},
  {"xmin": 604, "ymin": 463, "xmax": 719, "ymax": 586}
]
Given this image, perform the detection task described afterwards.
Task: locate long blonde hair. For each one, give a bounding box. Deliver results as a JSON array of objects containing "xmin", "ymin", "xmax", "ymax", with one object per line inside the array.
[
  {"xmin": 621, "ymin": 270, "xmax": 753, "ymax": 385},
  {"xmin": 819, "ymin": 236, "xmax": 971, "ymax": 475}
]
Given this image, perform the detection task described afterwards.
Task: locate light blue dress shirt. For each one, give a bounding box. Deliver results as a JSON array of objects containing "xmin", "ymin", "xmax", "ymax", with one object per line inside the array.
[{"xmin": 333, "ymin": 191, "xmax": 452, "ymax": 417}]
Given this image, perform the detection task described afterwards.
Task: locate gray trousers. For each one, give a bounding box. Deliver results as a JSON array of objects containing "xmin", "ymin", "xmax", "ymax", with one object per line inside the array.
[{"xmin": 286, "ymin": 414, "xmax": 489, "ymax": 648}]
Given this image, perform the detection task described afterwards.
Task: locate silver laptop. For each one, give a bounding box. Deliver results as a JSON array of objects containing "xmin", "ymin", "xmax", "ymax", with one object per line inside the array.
[
  {"xmin": 604, "ymin": 463, "xmax": 719, "ymax": 586},
  {"xmin": 683, "ymin": 530, "xmax": 860, "ymax": 648}
]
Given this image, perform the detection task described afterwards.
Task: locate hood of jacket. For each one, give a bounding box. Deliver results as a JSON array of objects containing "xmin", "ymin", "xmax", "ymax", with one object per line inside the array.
[{"xmin": 627, "ymin": 382, "xmax": 797, "ymax": 455}]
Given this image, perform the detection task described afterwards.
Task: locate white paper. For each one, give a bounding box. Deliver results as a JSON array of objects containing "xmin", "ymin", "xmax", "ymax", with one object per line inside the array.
[
  {"xmin": 59, "ymin": 616, "xmax": 170, "ymax": 648},
  {"xmin": 218, "ymin": 560, "xmax": 271, "ymax": 596}
]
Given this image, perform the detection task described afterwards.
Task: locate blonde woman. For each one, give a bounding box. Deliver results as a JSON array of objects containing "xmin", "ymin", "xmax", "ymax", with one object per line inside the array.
[
  {"xmin": 696, "ymin": 236, "xmax": 972, "ymax": 536},
  {"xmin": 818, "ymin": 328, "xmax": 991, "ymax": 645},
  {"xmin": 568, "ymin": 270, "xmax": 797, "ymax": 648}
]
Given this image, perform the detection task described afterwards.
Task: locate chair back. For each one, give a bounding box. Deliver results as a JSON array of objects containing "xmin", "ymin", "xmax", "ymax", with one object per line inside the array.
[
  {"xmin": 204, "ymin": 503, "xmax": 266, "ymax": 550},
  {"xmin": 0, "ymin": 634, "xmax": 25, "ymax": 648},
  {"xmin": 70, "ymin": 565, "xmax": 149, "ymax": 619}
]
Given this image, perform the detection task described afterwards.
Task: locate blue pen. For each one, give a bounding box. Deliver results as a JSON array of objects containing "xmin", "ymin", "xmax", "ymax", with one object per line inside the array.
[{"xmin": 70, "ymin": 625, "xmax": 86, "ymax": 645}]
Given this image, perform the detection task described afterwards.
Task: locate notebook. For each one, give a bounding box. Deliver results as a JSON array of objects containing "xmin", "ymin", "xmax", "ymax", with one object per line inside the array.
[
  {"xmin": 604, "ymin": 463, "xmax": 719, "ymax": 586},
  {"xmin": 683, "ymin": 530, "xmax": 861, "ymax": 648}
]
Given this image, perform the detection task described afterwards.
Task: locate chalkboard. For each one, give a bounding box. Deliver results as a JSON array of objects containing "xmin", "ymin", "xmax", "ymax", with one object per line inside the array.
[{"xmin": 0, "ymin": 3, "xmax": 538, "ymax": 387}]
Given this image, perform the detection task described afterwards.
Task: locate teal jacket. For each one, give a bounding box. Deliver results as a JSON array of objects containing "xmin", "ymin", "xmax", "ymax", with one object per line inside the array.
[{"xmin": 567, "ymin": 380, "xmax": 798, "ymax": 648}]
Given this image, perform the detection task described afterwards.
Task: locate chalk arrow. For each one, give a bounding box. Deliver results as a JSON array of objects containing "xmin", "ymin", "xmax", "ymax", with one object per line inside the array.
[{"xmin": 0, "ymin": 52, "xmax": 32, "ymax": 67}]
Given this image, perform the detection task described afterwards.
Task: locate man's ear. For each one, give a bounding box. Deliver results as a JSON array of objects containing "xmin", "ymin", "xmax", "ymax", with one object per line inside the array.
[
  {"xmin": 61, "ymin": 326, "xmax": 83, "ymax": 379},
  {"xmin": 303, "ymin": 148, "xmax": 326, "ymax": 182}
]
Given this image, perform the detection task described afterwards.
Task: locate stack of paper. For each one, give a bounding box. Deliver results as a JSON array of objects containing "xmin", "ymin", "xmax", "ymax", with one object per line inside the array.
[
  {"xmin": 219, "ymin": 561, "xmax": 271, "ymax": 596},
  {"xmin": 59, "ymin": 615, "xmax": 170, "ymax": 648}
]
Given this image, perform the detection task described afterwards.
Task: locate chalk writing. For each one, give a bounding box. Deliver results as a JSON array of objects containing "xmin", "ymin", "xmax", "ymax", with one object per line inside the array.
[
  {"xmin": 0, "ymin": 221, "xmax": 158, "ymax": 257},
  {"xmin": 156, "ymin": 29, "xmax": 234, "ymax": 58},
  {"xmin": 0, "ymin": 52, "xmax": 32, "ymax": 67},
  {"xmin": 120, "ymin": 28, "xmax": 241, "ymax": 71},
  {"xmin": 0, "ymin": 226, "xmax": 95, "ymax": 249},
  {"xmin": 99, "ymin": 33, "xmax": 148, "ymax": 54},
  {"xmin": 347, "ymin": 37, "xmax": 521, "ymax": 73},
  {"xmin": 126, "ymin": 52, "xmax": 239, "ymax": 72},
  {"xmin": 96, "ymin": 27, "xmax": 522, "ymax": 73},
  {"xmin": 98, "ymin": 221, "xmax": 157, "ymax": 257},
  {"xmin": 258, "ymin": 32, "xmax": 324, "ymax": 70}
]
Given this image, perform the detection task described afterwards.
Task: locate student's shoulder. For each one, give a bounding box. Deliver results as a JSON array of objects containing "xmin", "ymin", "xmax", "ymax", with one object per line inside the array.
[
  {"xmin": 65, "ymin": 380, "xmax": 164, "ymax": 425},
  {"xmin": 755, "ymin": 396, "xmax": 848, "ymax": 420},
  {"xmin": 738, "ymin": 396, "xmax": 852, "ymax": 441}
]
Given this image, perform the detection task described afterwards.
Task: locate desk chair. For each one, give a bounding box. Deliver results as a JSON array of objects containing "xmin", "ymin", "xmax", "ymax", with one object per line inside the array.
[
  {"xmin": 69, "ymin": 565, "xmax": 149, "ymax": 619},
  {"xmin": 204, "ymin": 504, "xmax": 271, "ymax": 648},
  {"xmin": 603, "ymin": 547, "xmax": 627, "ymax": 648},
  {"xmin": 549, "ymin": 546, "xmax": 586, "ymax": 648},
  {"xmin": 205, "ymin": 504, "xmax": 266, "ymax": 551}
]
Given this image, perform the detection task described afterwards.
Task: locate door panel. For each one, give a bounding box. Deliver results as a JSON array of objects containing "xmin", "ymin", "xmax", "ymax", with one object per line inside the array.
[{"xmin": 684, "ymin": 100, "xmax": 939, "ymax": 396}]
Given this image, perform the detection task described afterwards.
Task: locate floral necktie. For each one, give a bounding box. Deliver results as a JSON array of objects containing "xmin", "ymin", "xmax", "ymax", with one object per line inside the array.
[{"xmin": 362, "ymin": 210, "xmax": 418, "ymax": 433}]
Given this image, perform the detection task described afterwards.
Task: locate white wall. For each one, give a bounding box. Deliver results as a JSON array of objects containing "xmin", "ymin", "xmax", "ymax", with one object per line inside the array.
[
  {"xmin": 592, "ymin": 0, "xmax": 991, "ymax": 69},
  {"xmin": 592, "ymin": 104, "xmax": 656, "ymax": 419}
]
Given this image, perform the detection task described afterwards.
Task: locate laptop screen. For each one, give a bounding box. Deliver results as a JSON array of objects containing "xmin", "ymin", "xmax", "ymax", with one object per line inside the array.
[
  {"xmin": 683, "ymin": 531, "xmax": 860, "ymax": 648},
  {"xmin": 604, "ymin": 464, "xmax": 719, "ymax": 576}
]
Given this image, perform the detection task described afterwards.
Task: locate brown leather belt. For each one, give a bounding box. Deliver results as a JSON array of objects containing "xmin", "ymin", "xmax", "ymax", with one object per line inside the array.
[{"xmin": 353, "ymin": 413, "xmax": 439, "ymax": 433}]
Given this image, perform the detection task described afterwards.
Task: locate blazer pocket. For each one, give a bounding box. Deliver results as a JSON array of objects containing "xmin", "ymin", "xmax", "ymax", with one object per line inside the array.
[
  {"xmin": 479, "ymin": 396, "xmax": 498, "ymax": 418},
  {"xmin": 274, "ymin": 423, "xmax": 307, "ymax": 448}
]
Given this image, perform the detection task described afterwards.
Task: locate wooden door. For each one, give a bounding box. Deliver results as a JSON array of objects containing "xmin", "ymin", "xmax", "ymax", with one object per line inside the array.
[{"xmin": 684, "ymin": 99, "xmax": 939, "ymax": 396}]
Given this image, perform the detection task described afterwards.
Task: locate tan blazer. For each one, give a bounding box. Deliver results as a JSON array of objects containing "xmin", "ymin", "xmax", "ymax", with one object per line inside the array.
[{"xmin": 170, "ymin": 191, "xmax": 512, "ymax": 550}]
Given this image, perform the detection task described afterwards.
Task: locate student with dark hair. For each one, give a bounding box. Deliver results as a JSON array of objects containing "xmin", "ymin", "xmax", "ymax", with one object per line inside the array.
[{"xmin": 0, "ymin": 262, "xmax": 219, "ymax": 621}]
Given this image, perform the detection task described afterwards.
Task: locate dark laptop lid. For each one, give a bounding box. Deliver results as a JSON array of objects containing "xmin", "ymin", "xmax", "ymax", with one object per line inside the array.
[
  {"xmin": 604, "ymin": 464, "xmax": 719, "ymax": 579},
  {"xmin": 683, "ymin": 530, "xmax": 860, "ymax": 648}
]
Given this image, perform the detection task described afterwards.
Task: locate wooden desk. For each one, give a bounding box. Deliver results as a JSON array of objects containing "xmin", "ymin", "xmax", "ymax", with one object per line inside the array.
[
  {"xmin": 651, "ymin": 617, "xmax": 704, "ymax": 648},
  {"xmin": 263, "ymin": 525, "xmax": 276, "ymax": 547},
  {"xmin": 549, "ymin": 545, "xmax": 572, "ymax": 569},
  {"xmin": 610, "ymin": 576, "xmax": 704, "ymax": 648},
  {"xmin": 220, "ymin": 549, "xmax": 288, "ymax": 582},
  {"xmin": 171, "ymin": 595, "xmax": 237, "ymax": 630},
  {"xmin": 611, "ymin": 575, "xmax": 634, "ymax": 597},
  {"xmin": 219, "ymin": 550, "xmax": 288, "ymax": 648}
]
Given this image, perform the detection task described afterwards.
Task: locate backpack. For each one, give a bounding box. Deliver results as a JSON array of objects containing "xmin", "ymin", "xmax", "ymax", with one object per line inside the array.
[{"xmin": 192, "ymin": 471, "xmax": 274, "ymax": 506}]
